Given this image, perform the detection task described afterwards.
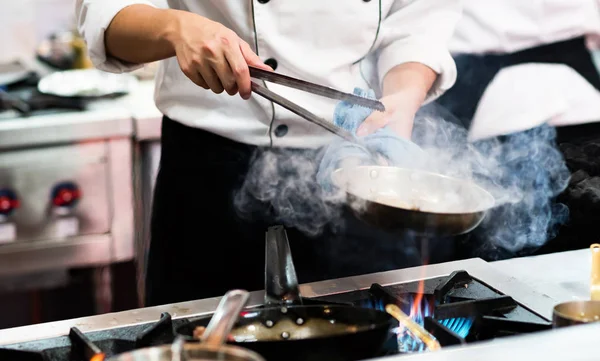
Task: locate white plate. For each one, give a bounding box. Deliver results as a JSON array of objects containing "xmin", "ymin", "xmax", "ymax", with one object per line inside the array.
[{"xmin": 38, "ymin": 69, "xmax": 138, "ymax": 97}]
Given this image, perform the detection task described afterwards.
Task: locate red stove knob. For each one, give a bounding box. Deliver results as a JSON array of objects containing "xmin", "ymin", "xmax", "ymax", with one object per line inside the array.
[
  {"xmin": 51, "ymin": 182, "xmax": 81, "ymax": 208},
  {"xmin": 0, "ymin": 189, "xmax": 20, "ymax": 217}
]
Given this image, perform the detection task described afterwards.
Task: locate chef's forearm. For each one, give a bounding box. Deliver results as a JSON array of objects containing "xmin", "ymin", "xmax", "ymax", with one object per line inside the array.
[
  {"xmin": 382, "ymin": 62, "xmax": 438, "ymax": 113},
  {"xmin": 105, "ymin": 4, "xmax": 181, "ymax": 64}
]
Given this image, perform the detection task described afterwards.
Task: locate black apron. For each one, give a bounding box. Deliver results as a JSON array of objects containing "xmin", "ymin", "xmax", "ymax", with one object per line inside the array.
[{"xmin": 145, "ymin": 118, "xmax": 457, "ymax": 306}]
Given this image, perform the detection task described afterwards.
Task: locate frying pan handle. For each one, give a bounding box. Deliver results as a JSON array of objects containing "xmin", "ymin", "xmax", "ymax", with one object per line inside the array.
[
  {"xmin": 202, "ymin": 289, "xmax": 250, "ymax": 347},
  {"xmin": 265, "ymin": 225, "xmax": 301, "ymax": 305}
]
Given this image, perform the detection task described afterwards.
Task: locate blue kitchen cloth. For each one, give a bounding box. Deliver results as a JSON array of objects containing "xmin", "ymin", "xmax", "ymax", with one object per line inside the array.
[{"xmin": 316, "ymin": 88, "xmax": 425, "ymax": 192}]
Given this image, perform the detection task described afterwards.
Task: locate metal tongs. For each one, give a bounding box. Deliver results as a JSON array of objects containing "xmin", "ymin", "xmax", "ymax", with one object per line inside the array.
[{"xmin": 249, "ymin": 66, "xmax": 385, "ymax": 143}]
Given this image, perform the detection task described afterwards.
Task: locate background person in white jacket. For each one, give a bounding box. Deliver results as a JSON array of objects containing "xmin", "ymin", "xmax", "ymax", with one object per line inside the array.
[
  {"xmin": 75, "ymin": 0, "xmax": 462, "ymax": 306},
  {"xmin": 435, "ymin": 0, "xmax": 600, "ymax": 129}
]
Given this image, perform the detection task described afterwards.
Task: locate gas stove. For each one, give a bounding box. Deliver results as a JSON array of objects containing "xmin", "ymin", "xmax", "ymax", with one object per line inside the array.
[{"xmin": 0, "ymin": 258, "xmax": 564, "ymax": 361}]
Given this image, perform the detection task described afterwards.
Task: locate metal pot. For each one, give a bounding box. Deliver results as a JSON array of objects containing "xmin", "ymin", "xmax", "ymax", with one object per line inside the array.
[
  {"xmin": 108, "ymin": 290, "xmax": 265, "ymax": 361},
  {"xmin": 331, "ymin": 166, "xmax": 495, "ymax": 236},
  {"xmin": 552, "ymin": 244, "xmax": 600, "ymax": 327}
]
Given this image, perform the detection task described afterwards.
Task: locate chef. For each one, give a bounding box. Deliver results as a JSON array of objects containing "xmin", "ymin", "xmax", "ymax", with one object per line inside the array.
[{"xmin": 75, "ymin": 0, "xmax": 461, "ymax": 306}]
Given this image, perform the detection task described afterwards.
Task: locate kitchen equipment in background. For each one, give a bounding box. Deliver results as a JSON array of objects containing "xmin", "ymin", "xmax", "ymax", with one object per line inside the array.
[
  {"xmin": 0, "ymin": 255, "xmax": 562, "ymax": 360},
  {"xmin": 0, "ymin": 76, "xmax": 85, "ymax": 116},
  {"xmin": 552, "ymin": 244, "xmax": 600, "ymax": 327},
  {"xmin": 0, "ymin": 189, "xmax": 20, "ymax": 245},
  {"xmin": 0, "ymin": 88, "xmax": 31, "ymax": 114},
  {"xmin": 0, "ymin": 87, "xmax": 135, "ymax": 316},
  {"xmin": 38, "ymin": 69, "xmax": 138, "ymax": 98},
  {"xmin": 36, "ymin": 31, "xmax": 93, "ymax": 70},
  {"xmin": 331, "ymin": 166, "xmax": 495, "ymax": 236},
  {"xmin": 0, "ymin": 143, "xmax": 109, "ymax": 243},
  {"xmin": 36, "ymin": 31, "xmax": 76, "ymax": 70},
  {"xmin": 0, "ymin": 61, "xmax": 32, "ymax": 87}
]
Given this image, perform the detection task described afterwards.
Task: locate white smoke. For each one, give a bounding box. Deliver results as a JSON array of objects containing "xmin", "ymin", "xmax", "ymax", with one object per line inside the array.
[{"xmin": 234, "ymin": 103, "xmax": 570, "ymax": 255}]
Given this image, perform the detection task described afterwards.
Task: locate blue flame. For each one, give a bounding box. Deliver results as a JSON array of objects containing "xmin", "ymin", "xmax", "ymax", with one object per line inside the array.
[
  {"xmin": 358, "ymin": 298, "xmax": 385, "ymax": 311},
  {"xmin": 438, "ymin": 317, "xmax": 473, "ymax": 339},
  {"xmin": 359, "ymin": 294, "xmax": 474, "ymax": 352}
]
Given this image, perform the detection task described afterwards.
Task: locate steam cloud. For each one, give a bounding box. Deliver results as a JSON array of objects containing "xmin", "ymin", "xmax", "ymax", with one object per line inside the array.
[
  {"xmin": 234, "ymin": 104, "xmax": 571, "ymax": 257},
  {"xmin": 234, "ymin": 147, "xmax": 347, "ymax": 237}
]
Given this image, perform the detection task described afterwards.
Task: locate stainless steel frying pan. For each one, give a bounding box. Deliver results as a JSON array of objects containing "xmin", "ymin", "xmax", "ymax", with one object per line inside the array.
[{"xmin": 331, "ymin": 166, "xmax": 496, "ymax": 236}]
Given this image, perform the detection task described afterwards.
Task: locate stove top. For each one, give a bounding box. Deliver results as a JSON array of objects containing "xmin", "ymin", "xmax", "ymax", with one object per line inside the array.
[
  {"xmin": 312, "ymin": 270, "xmax": 550, "ymax": 353},
  {"xmin": 0, "ymin": 268, "xmax": 553, "ymax": 361}
]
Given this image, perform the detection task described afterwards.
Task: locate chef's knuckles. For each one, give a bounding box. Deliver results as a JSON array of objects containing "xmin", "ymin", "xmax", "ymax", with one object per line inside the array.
[{"xmin": 172, "ymin": 13, "xmax": 265, "ymax": 99}]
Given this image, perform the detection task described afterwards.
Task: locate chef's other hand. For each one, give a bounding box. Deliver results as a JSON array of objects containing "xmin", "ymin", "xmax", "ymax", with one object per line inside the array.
[
  {"xmin": 356, "ymin": 93, "xmax": 417, "ymax": 139},
  {"xmin": 173, "ymin": 11, "xmax": 272, "ymax": 99},
  {"xmin": 356, "ymin": 63, "xmax": 437, "ymax": 138}
]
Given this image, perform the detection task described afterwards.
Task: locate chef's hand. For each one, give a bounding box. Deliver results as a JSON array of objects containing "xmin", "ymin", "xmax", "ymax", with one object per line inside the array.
[
  {"xmin": 172, "ymin": 11, "xmax": 272, "ymax": 99},
  {"xmin": 356, "ymin": 92, "xmax": 419, "ymax": 139},
  {"xmin": 356, "ymin": 63, "xmax": 438, "ymax": 139}
]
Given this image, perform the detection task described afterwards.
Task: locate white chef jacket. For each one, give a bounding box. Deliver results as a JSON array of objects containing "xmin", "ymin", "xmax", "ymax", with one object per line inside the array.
[
  {"xmin": 450, "ymin": 0, "xmax": 600, "ymax": 54},
  {"xmin": 76, "ymin": 0, "xmax": 460, "ymax": 148}
]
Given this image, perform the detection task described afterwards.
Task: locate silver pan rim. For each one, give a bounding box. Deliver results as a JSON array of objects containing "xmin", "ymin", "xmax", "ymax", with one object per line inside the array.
[{"xmin": 331, "ymin": 166, "xmax": 496, "ymax": 216}]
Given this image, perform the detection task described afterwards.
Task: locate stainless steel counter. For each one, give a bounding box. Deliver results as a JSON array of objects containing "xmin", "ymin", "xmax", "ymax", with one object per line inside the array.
[
  {"xmin": 492, "ymin": 248, "xmax": 591, "ymax": 303},
  {"xmin": 0, "ymin": 101, "xmax": 133, "ymax": 149}
]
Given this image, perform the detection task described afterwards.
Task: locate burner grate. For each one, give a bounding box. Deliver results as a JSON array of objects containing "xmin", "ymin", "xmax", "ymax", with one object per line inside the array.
[{"xmin": 0, "ymin": 312, "xmax": 177, "ymax": 361}]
